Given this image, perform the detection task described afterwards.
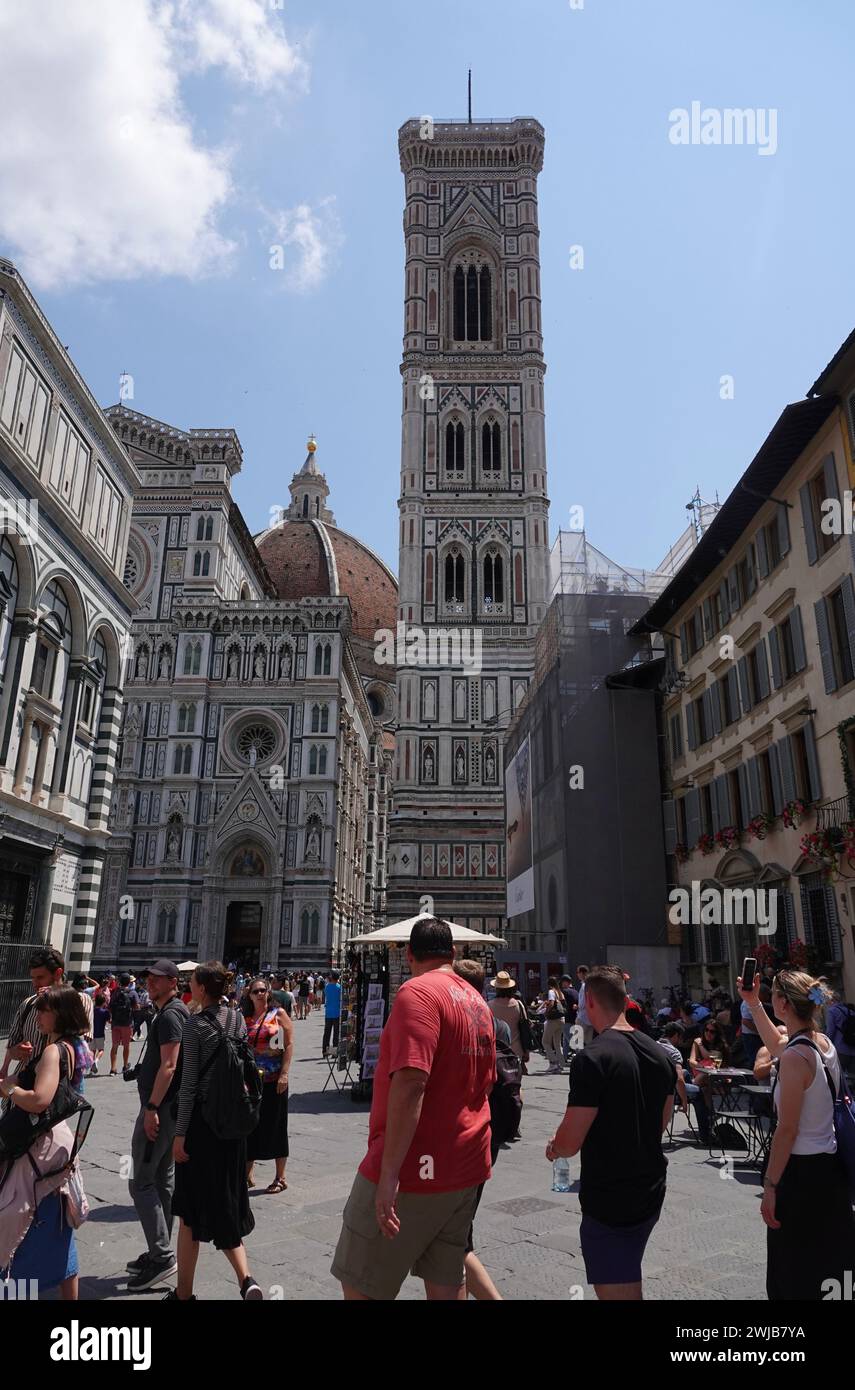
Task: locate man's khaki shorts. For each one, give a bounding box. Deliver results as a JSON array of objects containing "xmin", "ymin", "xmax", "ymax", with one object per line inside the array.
[{"xmin": 331, "ymin": 1172, "xmax": 479, "ymax": 1299}]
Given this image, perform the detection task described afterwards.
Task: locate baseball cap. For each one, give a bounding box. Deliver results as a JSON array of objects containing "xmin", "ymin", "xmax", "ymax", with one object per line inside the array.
[{"xmin": 148, "ymin": 958, "xmax": 180, "ymax": 980}]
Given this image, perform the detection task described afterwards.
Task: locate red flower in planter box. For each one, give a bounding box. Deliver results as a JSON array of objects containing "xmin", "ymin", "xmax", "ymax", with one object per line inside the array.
[
  {"xmin": 696, "ymin": 832, "xmax": 715, "ymax": 856},
  {"xmin": 747, "ymin": 813, "xmax": 773, "ymax": 841},
  {"xmin": 781, "ymin": 799, "xmax": 807, "ymax": 829},
  {"xmin": 715, "ymin": 825, "xmax": 739, "ymax": 850}
]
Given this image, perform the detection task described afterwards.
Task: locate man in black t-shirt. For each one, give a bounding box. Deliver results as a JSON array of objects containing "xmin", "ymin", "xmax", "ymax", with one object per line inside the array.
[
  {"xmin": 126, "ymin": 959, "xmax": 190, "ymax": 1292},
  {"xmin": 546, "ymin": 965, "xmax": 675, "ymax": 1301}
]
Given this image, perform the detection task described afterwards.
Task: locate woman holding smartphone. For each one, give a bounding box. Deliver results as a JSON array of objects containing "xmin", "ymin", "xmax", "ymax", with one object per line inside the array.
[{"xmin": 738, "ymin": 968, "xmax": 855, "ymax": 1300}]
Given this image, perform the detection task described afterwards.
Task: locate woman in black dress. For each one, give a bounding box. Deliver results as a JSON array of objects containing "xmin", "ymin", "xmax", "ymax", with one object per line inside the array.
[
  {"xmin": 244, "ymin": 978, "xmax": 293, "ymax": 1194},
  {"xmin": 169, "ymin": 961, "xmax": 262, "ymax": 1301}
]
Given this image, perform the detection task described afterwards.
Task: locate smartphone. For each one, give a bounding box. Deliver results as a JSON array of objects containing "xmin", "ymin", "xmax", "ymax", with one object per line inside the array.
[{"xmin": 741, "ymin": 957, "xmax": 757, "ymax": 992}]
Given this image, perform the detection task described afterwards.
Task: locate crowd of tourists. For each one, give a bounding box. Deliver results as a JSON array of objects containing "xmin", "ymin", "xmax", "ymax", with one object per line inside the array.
[{"xmin": 1, "ymin": 930, "xmax": 854, "ymax": 1303}]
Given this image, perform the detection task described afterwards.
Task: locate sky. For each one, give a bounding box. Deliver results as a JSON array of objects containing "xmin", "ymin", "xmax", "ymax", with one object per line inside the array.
[{"xmin": 2, "ymin": 0, "xmax": 854, "ymax": 577}]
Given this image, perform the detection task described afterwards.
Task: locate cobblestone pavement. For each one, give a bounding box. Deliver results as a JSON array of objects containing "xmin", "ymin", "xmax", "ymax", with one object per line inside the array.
[{"xmin": 61, "ymin": 1011, "xmax": 766, "ymax": 1301}]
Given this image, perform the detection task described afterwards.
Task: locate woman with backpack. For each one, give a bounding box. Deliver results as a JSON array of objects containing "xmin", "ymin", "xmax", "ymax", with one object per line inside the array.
[
  {"xmin": 739, "ymin": 969, "xmax": 855, "ymax": 1300},
  {"xmin": 243, "ymin": 978, "xmax": 293, "ymax": 1195},
  {"xmin": 0, "ymin": 986, "xmax": 92, "ymax": 1298},
  {"xmin": 169, "ymin": 962, "xmax": 263, "ymax": 1301},
  {"xmin": 542, "ymin": 977, "xmax": 566, "ymax": 1074}
]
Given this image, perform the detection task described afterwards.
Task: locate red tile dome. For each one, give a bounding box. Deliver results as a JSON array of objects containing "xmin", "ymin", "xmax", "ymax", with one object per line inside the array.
[{"xmin": 255, "ymin": 516, "xmax": 398, "ymax": 654}]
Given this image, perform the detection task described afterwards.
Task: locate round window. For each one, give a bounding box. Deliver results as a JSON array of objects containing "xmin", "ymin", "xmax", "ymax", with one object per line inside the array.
[{"xmin": 236, "ymin": 723, "xmax": 276, "ymax": 764}]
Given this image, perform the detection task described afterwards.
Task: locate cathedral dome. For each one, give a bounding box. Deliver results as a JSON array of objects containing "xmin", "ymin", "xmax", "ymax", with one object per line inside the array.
[{"xmin": 253, "ymin": 440, "xmax": 398, "ymax": 684}]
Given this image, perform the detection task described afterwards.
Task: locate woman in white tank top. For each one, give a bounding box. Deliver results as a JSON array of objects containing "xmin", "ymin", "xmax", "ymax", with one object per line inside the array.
[{"xmin": 739, "ymin": 969, "xmax": 855, "ymax": 1301}]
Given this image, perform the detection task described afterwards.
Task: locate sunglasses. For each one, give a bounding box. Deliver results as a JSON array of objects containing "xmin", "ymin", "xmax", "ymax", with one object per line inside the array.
[{"xmin": 250, "ymin": 988, "xmax": 268, "ymax": 996}]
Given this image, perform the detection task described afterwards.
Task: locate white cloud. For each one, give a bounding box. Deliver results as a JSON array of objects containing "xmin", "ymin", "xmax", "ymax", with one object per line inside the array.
[
  {"xmin": 266, "ymin": 198, "xmax": 343, "ymax": 293},
  {"xmin": 0, "ymin": 0, "xmax": 306, "ymax": 290},
  {"xmin": 170, "ymin": 0, "xmax": 308, "ymax": 90}
]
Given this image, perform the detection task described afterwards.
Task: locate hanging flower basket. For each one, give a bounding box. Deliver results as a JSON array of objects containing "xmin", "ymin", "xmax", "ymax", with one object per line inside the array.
[
  {"xmin": 786, "ymin": 938, "xmax": 809, "ymax": 970},
  {"xmin": 715, "ymin": 825, "xmax": 740, "ymax": 851},
  {"xmin": 799, "ymin": 828, "xmax": 839, "ymax": 880},
  {"xmin": 696, "ymin": 832, "xmax": 715, "ymax": 856},
  {"xmin": 754, "ymin": 942, "xmax": 777, "ymax": 971},
  {"xmin": 674, "ymin": 842, "xmax": 690, "ymax": 864},
  {"xmin": 782, "ymin": 799, "xmax": 807, "ymax": 829},
  {"xmin": 746, "ymin": 812, "xmax": 773, "ymax": 841}
]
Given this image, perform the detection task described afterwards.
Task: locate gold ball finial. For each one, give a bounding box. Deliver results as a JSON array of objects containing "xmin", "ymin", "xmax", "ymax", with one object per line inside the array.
[{"xmin": 307, "ymin": 434, "xmax": 317, "ymax": 453}]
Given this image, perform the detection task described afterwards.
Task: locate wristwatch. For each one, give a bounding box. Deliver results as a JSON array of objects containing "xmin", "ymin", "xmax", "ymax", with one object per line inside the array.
[{"xmin": 145, "ymin": 1102, "xmax": 158, "ymax": 1113}]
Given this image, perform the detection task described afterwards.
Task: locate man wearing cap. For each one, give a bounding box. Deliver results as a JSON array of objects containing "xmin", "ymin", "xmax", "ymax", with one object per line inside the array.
[{"xmin": 126, "ymin": 959, "xmax": 189, "ymax": 1292}]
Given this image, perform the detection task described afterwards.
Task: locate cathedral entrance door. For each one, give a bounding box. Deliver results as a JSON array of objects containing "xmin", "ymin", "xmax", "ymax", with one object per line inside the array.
[{"xmin": 224, "ymin": 901, "xmax": 263, "ymax": 973}]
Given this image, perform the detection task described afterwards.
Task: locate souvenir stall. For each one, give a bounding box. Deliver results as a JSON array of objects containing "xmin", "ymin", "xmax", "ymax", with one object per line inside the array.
[{"xmin": 345, "ymin": 915, "xmax": 506, "ymax": 1101}]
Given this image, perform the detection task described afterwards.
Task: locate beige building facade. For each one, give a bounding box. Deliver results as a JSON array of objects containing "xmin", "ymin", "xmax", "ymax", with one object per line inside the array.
[{"xmin": 643, "ymin": 375, "xmax": 855, "ymax": 1000}]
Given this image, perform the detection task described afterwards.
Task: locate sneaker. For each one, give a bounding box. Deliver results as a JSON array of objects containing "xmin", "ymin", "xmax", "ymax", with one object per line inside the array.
[
  {"xmin": 126, "ymin": 1252, "xmax": 149, "ymax": 1273},
  {"xmin": 127, "ymin": 1255, "xmax": 178, "ymax": 1292},
  {"xmin": 109, "ymin": 1070, "xmax": 117, "ymax": 1076},
  {"xmin": 89, "ymin": 1062, "xmax": 99, "ymax": 1077},
  {"xmin": 162, "ymin": 1288, "xmax": 195, "ymax": 1301},
  {"xmin": 240, "ymin": 1276, "xmax": 264, "ymax": 1301}
]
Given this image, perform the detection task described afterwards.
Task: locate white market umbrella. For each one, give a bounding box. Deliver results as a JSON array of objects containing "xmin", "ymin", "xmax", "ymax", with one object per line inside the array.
[
  {"xmin": 176, "ymin": 960, "xmax": 199, "ymax": 972},
  {"xmin": 348, "ymin": 913, "xmax": 506, "ymax": 947}
]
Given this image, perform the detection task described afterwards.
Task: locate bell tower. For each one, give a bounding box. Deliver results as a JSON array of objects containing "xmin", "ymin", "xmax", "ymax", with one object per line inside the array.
[{"xmin": 387, "ymin": 116, "xmax": 551, "ymax": 934}]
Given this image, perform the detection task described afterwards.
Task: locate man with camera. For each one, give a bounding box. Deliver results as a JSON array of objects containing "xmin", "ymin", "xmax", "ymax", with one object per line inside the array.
[{"xmin": 126, "ymin": 959, "xmax": 189, "ymax": 1292}]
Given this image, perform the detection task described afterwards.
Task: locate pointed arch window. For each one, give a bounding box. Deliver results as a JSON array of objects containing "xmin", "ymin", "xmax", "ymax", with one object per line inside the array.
[
  {"xmin": 482, "ymin": 420, "xmax": 501, "ymax": 471},
  {"xmin": 445, "ymin": 420, "xmax": 465, "ymax": 471},
  {"xmin": 177, "ymin": 702, "xmax": 196, "ymax": 733},
  {"xmin": 196, "ymin": 516, "xmax": 205, "ymax": 541},
  {"xmin": 311, "ymin": 703, "xmax": 329, "ymax": 733},
  {"xmin": 444, "ymin": 550, "xmax": 465, "ymax": 605},
  {"xmin": 299, "ymin": 908, "xmax": 320, "ymax": 946},
  {"xmin": 173, "ymin": 744, "xmax": 192, "ymax": 775},
  {"xmin": 308, "ymin": 745, "xmax": 328, "ymax": 775},
  {"xmin": 313, "ymin": 641, "xmax": 332, "ymax": 676},
  {"xmin": 193, "ymin": 551, "xmax": 201, "ymax": 576},
  {"xmin": 483, "ymin": 551, "xmax": 504, "ymax": 607},
  {"xmin": 302, "ymin": 495, "xmax": 309, "ymax": 518},
  {"xmin": 452, "ymin": 258, "xmax": 493, "ymax": 341}
]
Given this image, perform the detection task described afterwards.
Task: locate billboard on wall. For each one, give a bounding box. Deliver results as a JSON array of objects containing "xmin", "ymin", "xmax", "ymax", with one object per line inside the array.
[{"xmin": 505, "ymin": 735, "xmax": 534, "ymax": 917}]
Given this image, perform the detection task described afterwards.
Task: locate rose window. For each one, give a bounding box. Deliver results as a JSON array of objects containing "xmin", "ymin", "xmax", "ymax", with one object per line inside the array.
[{"xmin": 236, "ymin": 724, "xmax": 276, "ymax": 763}]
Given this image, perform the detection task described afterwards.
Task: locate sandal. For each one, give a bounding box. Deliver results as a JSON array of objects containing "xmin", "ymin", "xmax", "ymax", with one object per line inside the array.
[
  {"xmin": 247, "ymin": 1175, "xmax": 255, "ymax": 1188},
  {"xmin": 265, "ymin": 1178, "xmax": 287, "ymax": 1194}
]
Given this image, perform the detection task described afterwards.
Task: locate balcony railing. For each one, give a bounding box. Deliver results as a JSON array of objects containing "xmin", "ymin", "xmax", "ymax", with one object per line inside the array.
[{"xmin": 816, "ymin": 795, "xmax": 855, "ymax": 832}]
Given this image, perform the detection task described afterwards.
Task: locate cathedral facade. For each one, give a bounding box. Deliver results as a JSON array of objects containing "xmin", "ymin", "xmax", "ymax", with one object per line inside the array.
[
  {"xmin": 93, "ymin": 412, "xmax": 395, "ymax": 974},
  {"xmin": 387, "ymin": 118, "xmax": 551, "ymax": 933}
]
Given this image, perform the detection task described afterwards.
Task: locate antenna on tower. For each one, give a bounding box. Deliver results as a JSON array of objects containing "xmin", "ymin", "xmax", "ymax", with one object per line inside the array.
[{"xmin": 468, "ymin": 69, "xmax": 472, "ymax": 124}]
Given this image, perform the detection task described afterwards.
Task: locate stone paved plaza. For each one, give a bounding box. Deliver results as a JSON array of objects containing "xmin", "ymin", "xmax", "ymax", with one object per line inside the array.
[{"xmin": 60, "ymin": 1010, "xmax": 766, "ymax": 1302}]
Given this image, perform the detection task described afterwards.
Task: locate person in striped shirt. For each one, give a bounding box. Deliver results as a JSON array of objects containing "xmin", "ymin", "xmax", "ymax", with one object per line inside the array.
[{"xmin": 0, "ymin": 946, "xmax": 65, "ymax": 1080}]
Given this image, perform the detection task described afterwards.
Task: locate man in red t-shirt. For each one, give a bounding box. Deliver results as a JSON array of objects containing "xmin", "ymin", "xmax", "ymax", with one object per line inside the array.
[{"xmin": 332, "ymin": 917, "xmax": 495, "ymax": 1301}]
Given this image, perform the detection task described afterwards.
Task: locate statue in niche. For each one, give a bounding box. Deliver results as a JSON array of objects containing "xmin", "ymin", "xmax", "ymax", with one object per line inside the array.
[
  {"xmin": 158, "ymin": 649, "xmax": 170, "ymax": 678},
  {"xmin": 485, "ymin": 746, "xmax": 496, "ymax": 781},
  {"xmin": 135, "ymin": 648, "xmax": 148, "ymax": 678},
  {"xmin": 253, "ymin": 649, "xmax": 266, "ymax": 679},
  {"xmin": 227, "ymin": 648, "xmax": 240, "ymax": 679},
  {"xmin": 423, "ymin": 747, "xmax": 435, "ymax": 782},
  {"xmin": 306, "ymin": 824, "xmax": 321, "ymax": 862},
  {"xmin": 166, "ymin": 821, "xmax": 182, "ymax": 862},
  {"xmin": 455, "ymin": 748, "xmax": 465, "ymax": 780},
  {"xmin": 278, "ymin": 646, "xmax": 292, "ymax": 679}
]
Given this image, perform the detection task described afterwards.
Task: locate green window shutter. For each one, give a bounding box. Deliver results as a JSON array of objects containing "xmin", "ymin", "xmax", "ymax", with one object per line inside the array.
[
  {"xmin": 803, "ymin": 721, "xmax": 822, "ymax": 803},
  {"xmin": 663, "ymin": 799, "xmax": 677, "ymax": 855},
  {"xmin": 790, "ymin": 605, "xmax": 806, "ymax": 672},
  {"xmin": 755, "ymin": 525, "xmax": 769, "ymax": 579},
  {"xmin": 777, "ymin": 503, "xmax": 791, "ymax": 558},
  {"xmin": 768, "ymin": 627, "xmax": 783, "ymax": 689},
  {"xmin": 814, "ymin": 597, "xmax": 837, "ymax": 694},
  {"xmin": 778, "ymin": 737, "xmax": 797, "ymax": 805},
  {"xmin": 800, "ymin": 482, "xmax": 818, "ymax": 565}
]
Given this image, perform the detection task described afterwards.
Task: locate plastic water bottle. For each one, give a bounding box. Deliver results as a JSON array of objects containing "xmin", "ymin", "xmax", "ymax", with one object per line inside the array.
[{"xmin": 552, "ymin": 1157, "xmax": 571, "ymax": 1193}]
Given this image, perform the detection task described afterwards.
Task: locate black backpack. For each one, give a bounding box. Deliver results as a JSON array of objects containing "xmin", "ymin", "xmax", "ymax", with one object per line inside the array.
[
  {"xmin": 490, "ymin": 1036, "xmax": 523, "ymax": 1145},
  {"xmin": 515, "ymin": 1000, "xmax": 534, "ymax": 1055},
  {"xmin": 110, "ymin": 988, "xmax": 132, "ymax": 1027},
  {"xmin": 840, "ymin": 1004, "xmax": 855, "ymax": 1051},
  {"xmin": 197, "ymin": 1008, "xmax": 262, "ymax": 1140}
]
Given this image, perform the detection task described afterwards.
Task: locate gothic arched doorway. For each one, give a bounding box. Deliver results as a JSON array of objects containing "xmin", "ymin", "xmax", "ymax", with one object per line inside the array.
[{"xmin": 224, "ymin": 901, "xmax": 262, "ymax": 972}]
